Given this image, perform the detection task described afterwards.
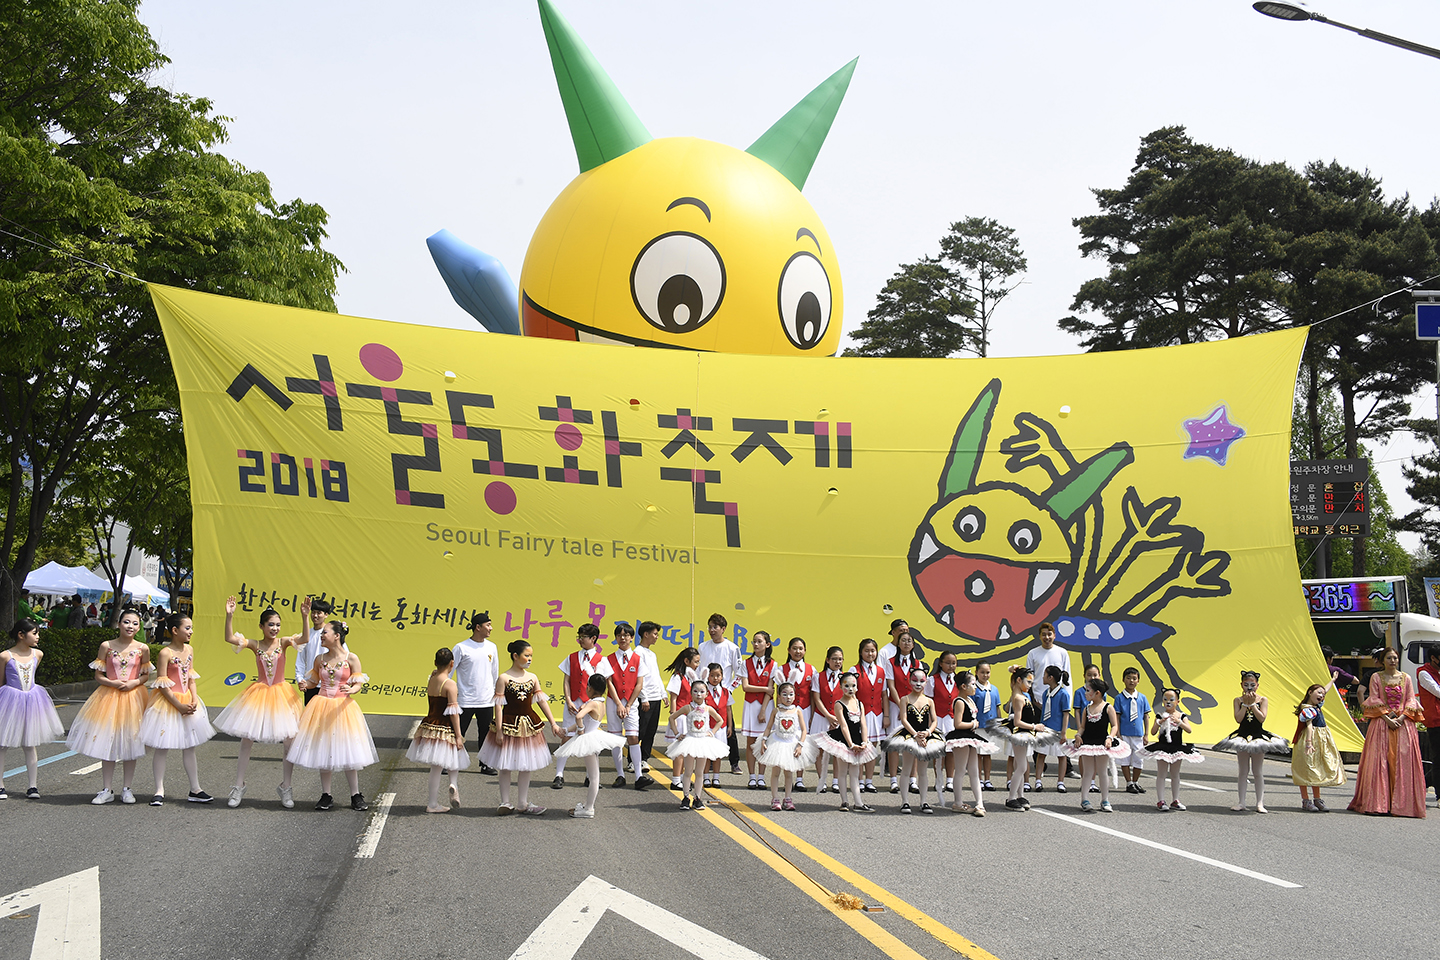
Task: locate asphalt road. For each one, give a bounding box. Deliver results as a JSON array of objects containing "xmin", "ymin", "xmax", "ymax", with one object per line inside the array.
[{"xmin": 2, "ymin": 699, "xmax": 1435, "ymax": 960}]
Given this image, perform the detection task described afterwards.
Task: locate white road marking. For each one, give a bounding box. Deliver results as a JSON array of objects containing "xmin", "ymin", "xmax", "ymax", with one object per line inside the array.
[
  {"xmin": 1033, "ymin": 808, "xmax": 1303, "ymax": 889},
  {"xmin": 1179, "ymin": 780, "xmax": 1224, "ymax": 793},
  {"xmin": 70, "ymin": 763, "xmax": 102, "ymax": 776},
  {"xmin": 353, "ymin": 792, "xmax": 396, "ymax": 859},
  {"xmin": 0, "ymin": 866, "xmax": 102, "ymax": 959},
  {"xmin": 508, "ymin": 874, "xmax": 767, "ymax": 960}
]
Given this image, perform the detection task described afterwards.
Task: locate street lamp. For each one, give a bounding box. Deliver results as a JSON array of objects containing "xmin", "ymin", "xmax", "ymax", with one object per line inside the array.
[{"xmin": 1252, "ymin": 3, "xmax": 1440, "ymax": 60}]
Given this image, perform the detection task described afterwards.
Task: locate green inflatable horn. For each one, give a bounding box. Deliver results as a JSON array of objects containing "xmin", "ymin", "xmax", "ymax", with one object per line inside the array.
[{"xmin": 747, "ymin": 59, "xmax": 858, "ymax": 190}]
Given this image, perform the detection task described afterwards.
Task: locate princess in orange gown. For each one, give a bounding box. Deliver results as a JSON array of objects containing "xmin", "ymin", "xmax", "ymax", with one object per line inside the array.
[{"xmin": 1348, "ymin": 648, "xmax": 1426, "ymax": 818}]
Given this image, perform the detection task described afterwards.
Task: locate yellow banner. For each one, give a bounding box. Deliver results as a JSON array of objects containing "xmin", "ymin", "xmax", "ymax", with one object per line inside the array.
[{"xmin": 151, "ymin": 284, "xmax": 1358, "ymax": 749}]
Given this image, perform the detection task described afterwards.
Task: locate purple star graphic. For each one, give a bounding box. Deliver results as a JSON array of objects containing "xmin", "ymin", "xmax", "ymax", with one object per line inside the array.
[{"xmin": 1183, "ymin": 405, "xmax": 1245, "ymax": 465}]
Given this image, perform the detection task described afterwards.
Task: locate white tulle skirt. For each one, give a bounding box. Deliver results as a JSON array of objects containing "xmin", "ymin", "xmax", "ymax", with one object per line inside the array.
[
  {"xmin": 406, "ymin": 722, "xmax": 471, "ymax": 770},
  {"xmin": 884, "ymin": 734, "xmax": 946, "ymax": 760},
  {"xmin": 0, "ymin": 684, "xmax": 64, "ymax": 748},
  {"xmin": 813, "ymin": 736, "xmax": 879, "ymax": 765},
  {"xmin": 213, "ymin": 681, "xmax": 302, "ymax": 743},
  {"xmin": 1063, "ymin": 740, "xmax": 1131, "ymax": 759},
  {"xmin": 668, "ymin": 733, "xmax": 729, "ymax": 761},
  {"xmin": 286, "ymin": 695, "xmax": 379, "ymax": 771},
  {"xmin": 758, "ymin": 737, "xmax": 817, "ymax": 772},
  {"xmin": 555, "ymin": 728, "xmax": 626, "ymax": 759},
  {"xmin": 139, "ymin": 690, "xmax": 216, "ymax": 750},
  {"xmin": 946, "ymin": 734, "xmax": 1001, "ymax": 756},
  {"xmin": 478, "ymin": 732, "xmax": 552, "ymax": 772}
]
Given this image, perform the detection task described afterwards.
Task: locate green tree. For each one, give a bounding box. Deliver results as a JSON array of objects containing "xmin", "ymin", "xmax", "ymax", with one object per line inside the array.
[
  {"xmin": 937, "ymin": 217, "xmax": 1027, "ymax": 358},
  {"xmin": 0, "ymin": 0, "xmax": 343, "ymax": 632},
  {"xmin": 843, "ymin": 256, "xmax": 974, "ymax": 358}
]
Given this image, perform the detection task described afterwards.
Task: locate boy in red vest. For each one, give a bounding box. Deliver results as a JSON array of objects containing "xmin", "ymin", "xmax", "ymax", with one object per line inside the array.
[
  {"xmin": 1418, "ymin": 645, "xmax": 1440, "ymax": 805},
  {"xmin": 604, "ymin": 623, "xmax": 646, "ymax": 788},
  {"xmin": 555, "ymin": 623, "xmax": 610, "ymax": 789}
]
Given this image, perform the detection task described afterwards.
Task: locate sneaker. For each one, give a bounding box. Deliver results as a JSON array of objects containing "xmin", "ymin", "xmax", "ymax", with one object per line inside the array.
[
  {"xmin": 228, "ymin": 785, "xmax": 246, "ymax": 808},
  {"xmin": 900, "ymin": 802, "xmax": 912, "ymax": 814},
  {"xmin": 497, "ymin": 802, "xmax": 515, "ymax": 815},
  {"xmin": 782, "ymin": 797, "xmax": 796, "ymax": 811},
  {"xmin": 351, "ymin": 793, "xmax": 368, "ymax": 812},
  {"xmin": 817, "ymin": 782, "xmax": 829, "ymax": 794},
  {"xmin": 730, "ymin": 765, "xmax": 742, "ymax": 776},
  {"xmin": 1020, "ymin": 797, "xmax": 1031, "ymax": 810},
  {"xmin": 91, "ymin": 788, "xmax": 115, "ymax": 805},
  {"xmin": 641, "ymin": 763, "xmax": 651, "ymax": 774},
  {"xmin": 1157, "ymin": 800, "xmax": 1168, "ymax": 811},
  {"xmin": 1126, "ymin": 782, "xmax": 1139, "ymax": 795},
  {"xmin": 551, "ymin": 776, "xmax": 565, "ymax": 790},
  {"xmin": 1301, "ymin": 798, "xmax": 1315, "ymax": 812},
  {"xmin": 839, "ymin": 801, "xmax": 850, "ymax": 812},
  {"xmin": 25, "ymin": 787, "xmax": 39, "ymax": 800},
  {"xmin": 188, "ymin": 791, "xmax": 214, "ymax": 804},
  {"xmin": 1004, "ymin": 798, "xmax": 1025, "ymax": 810},
  {"xmin": 0, "ymin": 787, "xmax": 6, "ymax": 800},
  {"xmin": 1100, "ymin": 801, "xmax": 1113, "ymax": 812},
  {"xmin": 120, "ymin": 788, "xmax": 136, "ymax": 805},
  {"xmin": 1081, "ymin": 800, "xmax": 1093, "ymax": 812},
  {"xmin": 1133, "ymin": 782, "xmax": 1146, "ymax": 794},
  {"xmin": 680, "ymin": 796, "xmax": 692, "ymax": 810},
  {"xmin": 771, "ymin": 797, "xmax": 782, "ymax": 810},
  {"xmin": 277, "ymin": 784, "xmax": 294, "ymax": 809},
  {"xmin": 520, "ymin": 803, "xmax": 545, "ymax": 816},
  {"xmin": 921, "ymin": 803, "xmax": 934, "ymax": 815},
  {"xmin": 889, "ymin": 779, "xmax": 900, "ymax": 794},
  {"xmin": 314, "ymin": 793, "xmax": 333, "ymax": 811},
  {"xmin": 691, "ymin": 800, "xmax": 706, "ymax": 811},
  {"xmin": 1056, "ymin": 782, "xmax": 1067, "ymax": 793},
  {"xmin": 149, "ymin": 794, "xmax": 165, "ymax": 807},
  {"xmin": 569, "ymin": 805, "xmax": 595, "ymax": 819},
  {"xmin": 1314, "ymin": 798, "xmax": 1328, "ymax": 812},
  {"xmin": 1170, "ymin": 801, "xmax": 1187, "ymax": 811}
]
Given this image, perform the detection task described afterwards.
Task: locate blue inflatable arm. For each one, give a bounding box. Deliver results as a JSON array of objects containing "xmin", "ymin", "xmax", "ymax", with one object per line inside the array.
[{"xmin": 426, "ymin": 229, "xmax": 521, "ymax": 335}]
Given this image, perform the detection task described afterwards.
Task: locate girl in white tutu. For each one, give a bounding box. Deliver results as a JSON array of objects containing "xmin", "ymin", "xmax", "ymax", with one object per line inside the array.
[
  {"xmin": 812, "ymin": 672, "xmax": 878, "ymax": 812},
  {"xmin": 885, "ymin": 666, "xmax": 943, "ymax": 814},
  {"xmin": 554, "ymin": 674, "xmax": 626, "ymax": 819},
  {"xmin": 1065, "ymin": 678, "xmax": 1128, "ymax": 813},
  {"xmin": 288, "ymin": 620, "xmax": 378, "ymax": 812},
  {"xmin": 945, "ymin": 670, "xmax": 999, "ymax": 817},
  {"xmin": 667, "ymin": 679, "xmax": 728, "ymax": 810},
  {"xmin": 406, "ymin": 647, "xmax": 469, "ymax": 814},
  {"xmin": 0, "ymin": 619, "xmax": 65, "ymax": 799},
  {"xmin": 68, "ymin": 608, "xmax": 151, "ymax": 804},
  {"xmin": 663, "ymin": 646, "xmax": 702, "ymax": 788},
  {"xmin": 216, "ymin": 596, "xmax": 305, "ymax": 808},
  {"xmin": 479, "ymin": 639, "xmax": 562, "ymax": 816},
  {"xmin": 758, "ymin": 682, "xmax": 815, "ymax": 811},
  {"xmin": 140, "ymin": 613, "xmax": 215, "ymax": 806}
]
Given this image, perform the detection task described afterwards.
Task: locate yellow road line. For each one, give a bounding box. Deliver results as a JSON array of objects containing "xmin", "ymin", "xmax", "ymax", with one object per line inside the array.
[
  {"xmin": 649, "ymin": 759, "xmax": 930, "ymax": 960},
  {"xmin": 708, "ymin": 784, "xmax": 1001, "ymax": 960}
]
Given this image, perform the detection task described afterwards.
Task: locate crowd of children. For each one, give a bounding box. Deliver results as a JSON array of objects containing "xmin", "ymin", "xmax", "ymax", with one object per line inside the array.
[{"xmin": 1, "ymin": 608, "xmax": 1420, "ymax": 821}]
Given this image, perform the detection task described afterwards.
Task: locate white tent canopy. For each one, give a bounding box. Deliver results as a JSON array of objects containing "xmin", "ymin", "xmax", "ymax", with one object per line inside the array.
[
  {"xmin": 122, "ymin": 575, "xmax": 169, "ymax": 606},
  {"xmin": 24, "ymin": 562, "xmax": 111, "ymax": 597}
]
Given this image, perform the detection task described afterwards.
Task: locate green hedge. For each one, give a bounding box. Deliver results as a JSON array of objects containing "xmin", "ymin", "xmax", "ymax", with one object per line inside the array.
[{"xmin": 33, "ymin": 628, "xmax": 163, "ymax": 687}]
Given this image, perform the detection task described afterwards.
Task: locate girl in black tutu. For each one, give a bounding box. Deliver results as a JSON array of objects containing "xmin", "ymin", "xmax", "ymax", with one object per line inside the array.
[
  {"xmin": 945, "ymin": 670, "xmax": 998, "ymax": 816},
  {"xmin": 884, "ymin": 667, "xmax": 942, "ymax": 814},
  {"xmin": 1213, "ymin": 670, "xmax": 1288, "ymax": 813},
  {"xmin": 1145, "ymin": 687, "xmax": 1203, "ymax": 811}
]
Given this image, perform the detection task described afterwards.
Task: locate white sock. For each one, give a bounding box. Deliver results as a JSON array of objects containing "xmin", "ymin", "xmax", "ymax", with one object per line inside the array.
[
  {"xmin": 629, "ymin": 744, "xmax": 643, "ymax": 778},
  {"xmin": 611, "ymin": 747, "xmax": 625, "ymax": 777},
  {"xmin": 555, "ymin": 756, "xmax": 568, "ymax": 777}
]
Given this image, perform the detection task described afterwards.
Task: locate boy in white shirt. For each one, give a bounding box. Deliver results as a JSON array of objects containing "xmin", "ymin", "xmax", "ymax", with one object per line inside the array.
[
  {"xmin": 698, "ymin": 612, "xmax": 743, "ymax": 776},
  {"xmin": 451, "ymin": 611, "xmax": 500, "ymax": 775}
]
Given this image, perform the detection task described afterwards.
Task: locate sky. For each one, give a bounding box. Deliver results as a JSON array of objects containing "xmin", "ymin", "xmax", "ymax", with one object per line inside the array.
[{"xmin": 136, "ymin": 0, "xmax": 1440, "ymax": 549}]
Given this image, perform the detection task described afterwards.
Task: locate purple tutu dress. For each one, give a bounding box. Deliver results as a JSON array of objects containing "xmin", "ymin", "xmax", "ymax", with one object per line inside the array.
[{"xmin": 0, "ymin": 655, "xmax": 65, "ymax": 747}]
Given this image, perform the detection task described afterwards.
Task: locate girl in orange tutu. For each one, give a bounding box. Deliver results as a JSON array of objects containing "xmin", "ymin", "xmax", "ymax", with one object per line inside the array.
[
  {"xmin": 67, "ymin": 609, "xmax": 152, "ymax": 804},
  {"xmin": 286, "ymin": 620, "xmax": 378, "ymax": 811},
  {"xmin": 1349, "ymin": 648, "xmax": 1426, "ymax": 818},
  {"xmin": 140, "ymin": 612, "xmax": 216, "ymax": 805},
  {"xmin": 216, "ymin": 596, "xmax": 306, "ymax": 808}
]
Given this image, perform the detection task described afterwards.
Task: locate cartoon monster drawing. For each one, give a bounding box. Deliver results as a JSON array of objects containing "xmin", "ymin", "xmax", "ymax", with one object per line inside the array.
[
  {"xmin": 908, "ymin": 379, "xmax": 1231, "ymax": 718},
  {"xmin": 429, "ymin": 0, "xmax": 853, "ymax": 357}
]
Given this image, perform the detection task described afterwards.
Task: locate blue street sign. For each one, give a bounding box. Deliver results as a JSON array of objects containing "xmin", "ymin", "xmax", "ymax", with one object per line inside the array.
[{"xmin": 1418, "ymin": 301, "xmax": 1440, "ymax": 340}]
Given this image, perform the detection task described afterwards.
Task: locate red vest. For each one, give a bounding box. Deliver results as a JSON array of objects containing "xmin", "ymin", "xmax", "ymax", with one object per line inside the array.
[
  {"xmin": 889, "ymin": 654, "xmax": 923, "ymax": 703},
  {"xmin": 672, "ymin": 675, "xmax": 692, "ymax": 709},
  {"xmin": 706, "ymin": 687, "xmax": 730, "ymax": 721},
  {"xmin": 608, "ymin": 649, "xmax": 640, "ymax": 701},
  {"xmin": 783, "ymin": 661, "xmax": 815, "ymax": 709},
  {"xmin": 744, "ymin": 657, "xmax": 775, "ymax": 704},
  {"xmin": 931, "ymin": 672, "xmax": 960, "ymax": 721},
  {"xmin": 853, "ymin": 661, "xmax": 886, "ymax": 715},
  {"xmin": 1418, "ymin": 663, "xmax": 1440, "ymax": 726},
  {"xmin": 814, "ymin": 670, "xmax": 844, "ymax": 716},
  {"xmin": 567, "ymin": 649, "xmax": 603, "ymax": 704}
]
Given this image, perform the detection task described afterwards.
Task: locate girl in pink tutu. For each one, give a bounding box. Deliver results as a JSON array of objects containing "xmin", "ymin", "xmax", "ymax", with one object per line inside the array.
[
  {"xmin": 479, "ymin": 639, "xmax": 562, "ymax": 816},
  {"xmin": 1145, "ymin": 687, "xmax": 1203, "ymax": 811},
  {"xmin": 758, "ymin": 682, "xmax": 814, "ymax": 810},
  {"xmin": 0, "ymin": 619, "xmax": 65, "ymax": 799},
  {"xmin": 1065, "ymin": 678, "xmax": 1128, "ymax": 813},
  {"xmin": 67, "ymin": 609, "xmax": 152, "ymax": 804},
  {"xmin": 554, "ymin": 673, "xmax": 626, "ymax": 819},
  {"xmin": 287, "ymin": 620, "xmax": 378, "ymax": 812},
  {"xmin": 216, "ymin": 596, "xmax": 305, "ymax": 808},
  {"xmin": 812, "ymin": 671, "xmax": 878, "ymax": 812},
  {"xmin": 141, "ymin": 613, "xmax": 216, "ymax": 805},
  {"xmin": 667, "ymin": 678, "xmax": 728, "ymax": 810},
  {"xmin": 406, "ymin": 648, "xmax": 469, "ymax": 814}
]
